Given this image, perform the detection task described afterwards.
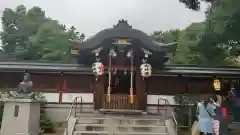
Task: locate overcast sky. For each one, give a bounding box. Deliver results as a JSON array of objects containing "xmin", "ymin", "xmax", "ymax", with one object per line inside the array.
[{"xmin": 0, "ymin": 0, "xmax": 207, "ymax": 37}]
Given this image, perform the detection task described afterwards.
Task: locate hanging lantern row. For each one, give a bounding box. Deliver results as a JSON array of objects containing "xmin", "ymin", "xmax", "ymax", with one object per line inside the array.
[
  {"xmin": 91, "ymin": 50, "xmax": 153, "ymax": 78},
  {"xmin": 91, "ymin": 62, "xmax": 152, "ymax": 77}
]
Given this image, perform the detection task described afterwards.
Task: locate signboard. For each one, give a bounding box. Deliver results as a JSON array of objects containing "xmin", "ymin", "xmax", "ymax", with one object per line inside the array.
[
  {"xmin": 70, "ymin": 49, "xmax": 80, "ymax": 55},
  {"xmin": 113, "ymin": 39, "xmax": 132, "ymax": 45}
]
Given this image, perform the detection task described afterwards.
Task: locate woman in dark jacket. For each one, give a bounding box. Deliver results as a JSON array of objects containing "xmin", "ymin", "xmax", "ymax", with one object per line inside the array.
[{"xmin": 219, "ymin": 97, "xmax": 230, "ymax": 135}]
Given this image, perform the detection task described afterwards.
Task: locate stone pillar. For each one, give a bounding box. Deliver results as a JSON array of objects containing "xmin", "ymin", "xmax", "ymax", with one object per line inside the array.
[{"xmin": 0, "ymin": 99, "xmax": 42, "ymax": 135}]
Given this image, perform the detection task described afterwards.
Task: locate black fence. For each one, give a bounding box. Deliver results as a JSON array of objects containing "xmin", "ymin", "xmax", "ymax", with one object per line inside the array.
[{"xmin": 175, "ymin": 105, "xmax": 197, "ymax": 130}]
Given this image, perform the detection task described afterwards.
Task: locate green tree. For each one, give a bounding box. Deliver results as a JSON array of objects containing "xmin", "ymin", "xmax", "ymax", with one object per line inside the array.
[
  {"xmin": 0, "ymin": 49, "xmax": 8, "ymax": 61},
  {"xmin": 197, "ymin": 0, "xmax": 240, "ymax": 66},
  {"xmin": 178, "ymin": 0, "xmax": 240, "ymax": 66},
  {"xmin": 152, "ymin": 22, "xmax": 206, "ymax": 65},
  {"xmin": 28, "ymin": 20, "xmax": 70, "ymax": 61},
  {"xmin": 1, "ymin": 5, "xmax": 84, "ymax": 62},
  {"xmin": 179, "ymin": 0, "xmax": 215, "ymax": 11},
  {"xmin": 176, "ymin": 22, "xmax": 207, "ymax": 65},
  {"xmin": 1, "ymin": 5, "xmax": 46, "ymax": 56},
  {"xmin": 1, "ymin": 8, "xmax": 18, "ymax": 54}
]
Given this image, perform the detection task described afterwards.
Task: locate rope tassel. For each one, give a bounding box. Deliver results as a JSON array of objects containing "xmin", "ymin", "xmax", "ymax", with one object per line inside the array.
[
  {"xmin": 107, "ymin": 86, "xmax": 111, "ymax": 103},
  {"xmin": 130, "ymin": 88, "xmax": 134, "ymax": 104}
]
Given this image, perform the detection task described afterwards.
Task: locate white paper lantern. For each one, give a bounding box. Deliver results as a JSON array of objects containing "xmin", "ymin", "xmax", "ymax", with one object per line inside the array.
[
  {"xmin": 140, "ymin": 63, "xmax": 152, "ymax": 77},
  {"xmin": 92, "ymin": 62, "xmax": 104, "ymax": 76}
]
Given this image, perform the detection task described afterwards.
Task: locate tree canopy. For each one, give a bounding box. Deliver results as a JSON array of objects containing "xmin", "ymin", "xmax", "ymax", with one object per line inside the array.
[
  {"xmin": 1, "ymin": 1, "xmax": 239, "ymax": 107},
  {"xmin": 198, "ymin": 0, "xmax": 240, "ymax": 66},
  {"xmin": 151, "ymin": 0, "xmax": 240, "ymax": 66},
  {"xmin": 179, "ymin": 0, "xmax": 214, "ymax": 11},
  {"xmin": 0, "ymin": 1, "xmax": 240, "ymax": 67},
  {"xmin": 0, "ymin": 5, "xmax": 84, "ymax": 62}
]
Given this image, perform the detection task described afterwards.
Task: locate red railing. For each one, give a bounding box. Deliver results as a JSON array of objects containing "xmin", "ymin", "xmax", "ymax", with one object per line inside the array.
[{"xmin": 103, "ymin": 94, "xmax": 137, "ymax": 109}]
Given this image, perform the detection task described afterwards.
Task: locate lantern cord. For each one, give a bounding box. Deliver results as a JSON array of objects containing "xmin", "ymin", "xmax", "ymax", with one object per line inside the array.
[{"xmin": 130, "ymin": 55, "xmax": 134, "ymax": 104}]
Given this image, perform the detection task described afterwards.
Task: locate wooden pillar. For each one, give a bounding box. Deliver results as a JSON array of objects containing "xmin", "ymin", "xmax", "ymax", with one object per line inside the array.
[
  {"xmin": 59, "ymin": 75, "xmax": 71, "ymax": 103},
  {"xmin": 93, "ymin": 76, "xmax": 105, "ymax": 110},
  {"xmin": 57, "ymin": 73, "xmax": 64, "ymax": 103},
  {"xmin": 135, "ymin": 68, "xmax": 147, "ymax": 111}
]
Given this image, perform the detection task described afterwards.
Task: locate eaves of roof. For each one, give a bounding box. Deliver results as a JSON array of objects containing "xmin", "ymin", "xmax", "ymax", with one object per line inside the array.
[{"xmin": 0, "ymin": 61, "xmax": 240, "ymax": 76}]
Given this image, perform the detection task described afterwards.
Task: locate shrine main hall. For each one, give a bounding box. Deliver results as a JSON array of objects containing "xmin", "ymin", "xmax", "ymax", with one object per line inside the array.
[{"xmin": 0, "ymin": 20, "xmax": 239, "ymax": 111}]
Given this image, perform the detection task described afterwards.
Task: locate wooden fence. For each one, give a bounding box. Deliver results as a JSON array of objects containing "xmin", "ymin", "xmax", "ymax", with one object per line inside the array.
[{"xmin": 103, "ymin": 94, "xmax": 137, "ymax": 109}]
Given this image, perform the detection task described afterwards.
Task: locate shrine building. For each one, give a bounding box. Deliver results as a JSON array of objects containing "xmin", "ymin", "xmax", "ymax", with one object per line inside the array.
[{"xmin": 0, "ymin": 20, "xmax": 240, "ymax": 111}]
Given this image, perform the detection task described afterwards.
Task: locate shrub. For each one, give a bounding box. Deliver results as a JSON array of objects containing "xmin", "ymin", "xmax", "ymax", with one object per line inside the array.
[
  {"xmin": 40, "ymin": 119, "xmax": 54, "ymax": 133},
  {"xmin": 40, "ymin": 102, "xmax": 55, "ymax": 133}
]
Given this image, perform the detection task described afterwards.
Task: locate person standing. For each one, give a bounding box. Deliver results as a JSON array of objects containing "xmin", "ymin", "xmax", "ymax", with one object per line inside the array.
[
  {"xmin": 211, "ymin": 95, "xmax": 222, "ymax": 135},
  {"xmin": 196, "ymin": 96, "xmax": 214, "ymax": 135},
  {"xmin": 219, "ymin": 99, "xmax": 230, "ymax": 135}
]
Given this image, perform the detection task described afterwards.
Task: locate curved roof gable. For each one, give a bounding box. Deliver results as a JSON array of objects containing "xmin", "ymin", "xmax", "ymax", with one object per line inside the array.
[{"xmin": 71, "ymin": 19, "xmax": 177, "ymax": 52}]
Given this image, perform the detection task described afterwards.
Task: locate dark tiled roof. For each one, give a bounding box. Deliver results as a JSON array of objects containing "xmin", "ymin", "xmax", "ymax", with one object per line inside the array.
[
  {"xmin": 0, "ymin": 61, "xmax": 91, "ymax": 73},
  {"xmin": 156, "ymin": 65, "xmax": 240, "ymax": 75},
  {"xmin": 0, "ymin": 61, "xmax": 240, "ymax": 76},
  {"xmin": 71, "ymin": 20, "xmax": 177, "ymax": 52}
]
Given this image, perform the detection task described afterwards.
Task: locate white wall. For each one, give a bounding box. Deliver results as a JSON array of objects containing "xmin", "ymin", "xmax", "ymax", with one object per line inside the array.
[
  {"xmin": 62, "ymin": 93, "xmax": 93, "ymax": 103},
  {"xmin": 43, "ymin": 93, "xmax": 176, "ymax": 105},
  {"xmin": 42, "ymin": 93, "xmax": 94, "ymax": 103},
  {"xmin": 147, "ymin": 95, "xmax": 177, "ymax": 105},
  {"xmin": 43, "ymin": 93, "xmax": 59, "ymax": 102}
]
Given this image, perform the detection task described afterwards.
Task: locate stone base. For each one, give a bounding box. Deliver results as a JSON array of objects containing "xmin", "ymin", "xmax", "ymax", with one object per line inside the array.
[{"xmin": 0, "ymin": 98, "xmax": 42, "ymax": 135}]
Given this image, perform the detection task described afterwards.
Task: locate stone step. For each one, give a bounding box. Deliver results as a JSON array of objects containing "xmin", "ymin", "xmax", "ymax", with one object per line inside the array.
[
  {"xmin": 73, "ymin": 131, "xmax": 109, "ymax": 135},
  {"xmin": 116, "ymin": 125, "xmax": 167, "ymax": 132},
  {"xmin": 73, "ymin": 131, "xmax": 167, "ymax": 135},
  {"xmin": 76, "ymin": 115, "xmax": 164, "ymax": 119},
  {"xmin": 114, "ymin": 132, "xmax": 168, "ymax": 135},
  {"xmin": 75, "ymin": 124, "xmax": 108, "ymax": 131},
  {"xmin": 76, "ymin": 118, "xmax": 105, "ymax": 124},
  {"xmin": 76, "ymin": 111, "xmax": 163, "ymax": 116},
  {"xmin": 87, "ymin": 111, "xmax": 162, "ymax": 115},
  {"xmin": 76, "ymin": 118, "xmax": 165, "ymax": 125},
  {"xmin": 74, "ymin": 123, "xmax": 167, "ymax": 132},
  {"xmin": 77, "ymin": 117, "xmax": 164, "ymax": 121},
  {"xmin": 99, "ymin": 109, "xmax": 143, "ymax": 115},
  {"xmin": 116, "ymin": 125, "xmax": 166, "ymax": 128}
]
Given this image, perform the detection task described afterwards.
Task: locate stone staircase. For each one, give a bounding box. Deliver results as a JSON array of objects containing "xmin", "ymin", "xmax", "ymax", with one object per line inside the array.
[{"xmin": 66, "ymin": 112, "xmax": 171, "ymax": 135}]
